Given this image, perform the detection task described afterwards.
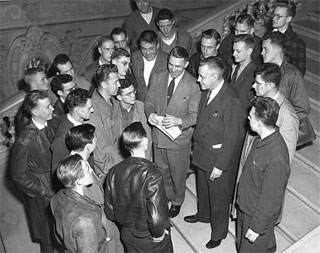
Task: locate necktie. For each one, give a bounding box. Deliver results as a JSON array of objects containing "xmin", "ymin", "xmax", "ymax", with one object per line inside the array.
[
  {"xmin": 231, "ymin": 64, "xmax": 240, "ymax": 86},
  {"xmin": 206, "ymin": 90, "xmax": 212, "ymax": 105},
  {"xmin": 167, "ymin": 78, "xmax": 175, "ymax": 105}
]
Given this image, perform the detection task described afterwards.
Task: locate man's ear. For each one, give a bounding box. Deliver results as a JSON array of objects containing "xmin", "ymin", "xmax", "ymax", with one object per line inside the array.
[
  {"xmin": 286, "ymin": 16, "xmax": 292, "ymax": 24},
  {"xmin": 216, "ymin": 43, "xmax": 220, "ymax": 51},
  {"xmin": 142, "ymin": 137, "xmax": 148, "ymax": 151},
  {"xmin": 57, "ymin": 90, "xmax": 63, "ymax": 97},
  {"xmin": 116, "ymin": 94, "xmax": 122, "ymax": 101},
  {"xmin": 184, "ymin": 60, "xmax": 189, "ymax": 69},
  {"xmin": 98, "ymin": 47, "xmax": 102, "ymax": 55}
]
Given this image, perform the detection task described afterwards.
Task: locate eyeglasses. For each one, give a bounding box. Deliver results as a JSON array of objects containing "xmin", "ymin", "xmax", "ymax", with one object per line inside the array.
[
  {"xmin": 272, "ymin": 14, "xmax": 287, "ymax": 19},
  {"xmin": 123, "ymin": 89, "xmax": 136, "ymax": 97},
  {"xmin": 119, "ymin": 61, "xmax": 131, "ymax": 67}
]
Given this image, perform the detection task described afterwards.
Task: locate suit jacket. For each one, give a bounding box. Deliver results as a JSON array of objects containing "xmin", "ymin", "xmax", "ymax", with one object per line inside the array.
[
  {"xmin": 192, "ymin": 82, "xmax": 242, "ymax": 172},
  {"xmin": 144, "ymin": 70, "xmax": 201, "ymax": 150},
  {"xmin": 49, "ymin": 98, "xmax": 66, "ymax": 134},
  {"xmin": 230, "ymin": 61, "xmax": 256, "ymax": 121},
  {"xmin": 131, "ymin": 50, "xmax": 168, "ymax": 101},
  {"xmin": 51, "ymin": 115, "xmax": 74, "ymax": 177}
]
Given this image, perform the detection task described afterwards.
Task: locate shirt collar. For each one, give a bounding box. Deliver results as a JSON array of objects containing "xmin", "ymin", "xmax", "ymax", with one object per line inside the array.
[
  {"xmin": 169, "ymin": 70, "xmax": 185, "ymax": 85},
  {"xmin": 32, "ymin": 118, "xmax": 47, "ymax": 130},
  {"xmin": 67, "ymin": 113, "xmax": 82, "ymax": 126}
]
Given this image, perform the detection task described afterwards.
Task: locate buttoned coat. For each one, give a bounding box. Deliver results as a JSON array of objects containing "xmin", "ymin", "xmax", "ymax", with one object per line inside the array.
[
  {"xmin": 131, "ymin": 50, "xmax": 168, "ymax": 101},
  {"xmin": 144, "ymin": 70, "xmax": 201, "ymax": 150}
]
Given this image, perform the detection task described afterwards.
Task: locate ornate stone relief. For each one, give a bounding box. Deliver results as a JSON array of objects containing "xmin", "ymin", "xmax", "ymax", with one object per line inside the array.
[{"xmin": 7, "ymin": 26, "xmax": 62, "ymax": 93}]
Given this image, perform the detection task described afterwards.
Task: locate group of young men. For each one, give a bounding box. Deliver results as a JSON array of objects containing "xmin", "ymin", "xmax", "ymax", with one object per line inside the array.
[{"xmin": 10, "ymin": 0, "xmax": 313, "ymax": 252}]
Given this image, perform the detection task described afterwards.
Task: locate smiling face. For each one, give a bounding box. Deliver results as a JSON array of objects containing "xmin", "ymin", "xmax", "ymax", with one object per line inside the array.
[
  {"xmin": 168, "ymin": 55, "xmax": 188, "ymax": 79},
  {"xmin": 58, "ymin": 81, "xmax": 76, "ymax": 100},
  {"xmin": 135, "ymin": 0, "xmax": 151, "ymax": 14},
  {"xmin": 140, "ymin": 41, "xmax": 159, "ymax": 61},
  {"xmin": 57, "ymin": 61, "xmax": 75, "ymax": 78}
]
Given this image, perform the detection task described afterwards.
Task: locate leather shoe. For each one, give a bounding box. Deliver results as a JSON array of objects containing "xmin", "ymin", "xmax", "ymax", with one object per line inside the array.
[
  {"xmin": 184, "ymin": 214, "xmax": 199, "ymax": 223},
  {"xmin": 169, "ymin": 205, "xmax": 181, "ymax": 218},
  {"xmin": 205, "ymin": 239, "xmax": 221, "ymax": 249}
]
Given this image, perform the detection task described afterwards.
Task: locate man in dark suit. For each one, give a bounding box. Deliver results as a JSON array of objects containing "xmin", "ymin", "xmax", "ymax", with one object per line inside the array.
[
  {"xmin": 145, "ymin": 46, "xmax": 201, "ymax": 218},
  {"xmin": 11, "ymin": 90, "xmax": 56, "ymax": 252},
  {"xmin": 184, "ymin": 57, "xmax": 242, "ymax": 249},
  {"xmin": 49, "ymin": 74, "xmax": 76, "ymax": 133},
  {"xmin": 131, "ymin": 30, "xmax": 168, "ymax": 101},
  {"xmin": 51, "ymin": 88, "xmax": 93, "ymax": 188}
]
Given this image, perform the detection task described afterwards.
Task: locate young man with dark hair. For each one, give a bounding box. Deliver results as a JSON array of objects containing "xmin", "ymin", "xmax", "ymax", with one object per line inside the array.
[
  {"xmin": 88, "ymin": 63, "xmax": 122, "ymax": 183},
  {"xmin": 155, "ymin": 8, "xmax": 195, "ymax": 56},
  {"xmin": 272, "ymin": 1, "xmax": 306, "ymax": 75},
  {"xmin": 51, "ymin": 154, "xmax": 121, "ymax": 252},
  {"xmin": 105, "ymin": 122, "xmax": 173, "ymax": 252},
  {"xmin": 123, "ymin": 0, "xmax": 160, "ymax": 49},
  {"xmin": 82, "ymin": 36, "xmax": 115, "ymax": 91},
  {"xmin": 51, "ymin": 88, "xmax": 94, "ymax": 183},
  {"xmin": 219, "ymin": 13, "xmax": 263, "ymax": 66},
  {"xmin": 52, "ymin": 53, "xmax": 91, "ymax": 90},
  {"xmin": 131, "ymin": 30, "xmax": 168, "ymax": 101},
  {"xmin": 116, "ymin": 78, "xmax": 152, "ymax": 159},
  {"xmin": 111, "ymin": 27, "xmax": 132, "ymax": 53},
  {"xmin": 11, "ymin": 90, "xmax": 56, "ymax": 253},
  {"xmin": 236, "ymin": 96, "xmax": 290, "ymax": 252},
  {"xmin": 187, "ymin": 28, "xmax": 231, "ymax": 81},
  {"xmin": 145, "ymin": 46, "xmax": 201, "ymax": 218}
]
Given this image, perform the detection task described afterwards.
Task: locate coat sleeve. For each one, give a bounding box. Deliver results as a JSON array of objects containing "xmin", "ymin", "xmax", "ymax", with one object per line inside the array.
[
  {"xmin": 146, "ymin": 173, "xmax": 169, "ymax": 238},
  {"xmin": 144, "ymin": 72, "xmax": 158, "ymax": 117},
  {"xmin": 11, "ymin": 142, "xmax": 43, "ymax": 198}
]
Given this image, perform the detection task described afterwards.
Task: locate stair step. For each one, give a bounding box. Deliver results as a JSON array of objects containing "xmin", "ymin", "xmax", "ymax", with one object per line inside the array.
[
  {"xmin": 307, "ymin": 48, "xmax": 319, "ymax": 62},
  {"xmin": 298, "ymin": 33, "xmax": 320, "ymax": 53},
  {"xmin": 308, "ymin": 105, "xmax": 320, "ymax": 136},
  {"xmin": 171, "ymin": 188, "xmax": 237, "ymax": 253},
  {"xmin": 184, "ymin": 174, "xmax": 292, "ymax": 252},
  {"xmin": 289, "ymin": 157, "xmax": 320, "ymax": 214},
  {"xmin": 292, "ymin": 20, "xmax": 320, "ymax": 40},
  {"xmin": 279, "ymin": 190, "xmax": 320, "ymax": 241},
  {"xmin": 171, "ymin": 224, "xmax": 196, "ymax": 252},
  {"xmin": 304, "ymin": 77, "xmax": 320, "ymax": 103},
  {"xmin": 306, "ymin": 56, "xmax": 320, "ymax": 77},
  {"xmin": 296, "ymin": 138, "xmax": 320, "ymax": 174},
  {"xmin": 308, "ymin": 10, "xmax": 320, "ymax": 23}
]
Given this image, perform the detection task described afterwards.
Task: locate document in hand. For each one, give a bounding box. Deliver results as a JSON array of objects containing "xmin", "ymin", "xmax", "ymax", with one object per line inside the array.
[{"xmin": 155, "ymin": 116, "xmax": 182, "ymax": 141}]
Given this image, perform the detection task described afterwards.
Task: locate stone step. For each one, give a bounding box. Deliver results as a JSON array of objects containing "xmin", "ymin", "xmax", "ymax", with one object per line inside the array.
[
  {"xmin": 298, "ymin": 32, "xmax": 320, "ymax": 53},
  {"xmin": 171, "ymin": 188, "xmax": 237, "ymax": 253},
  {"xmin": 292, "ymin": 19, "xmax": 320, "ymax": 41},
  {"xmin": 296, "ymin": 138, "xmax": 320, "ymax": 174},
  {"xmin": 308, "ymin": 104, "xmax": 320, "ymax": 138},
  {"xmin": 279, "ymin": 189, "xmax": 320, "ymax": 241},
  {"xmin": 283, "ymin": 225, "xmax": 320, "ymax": 253},
  {"xmin": 289, "ymin": 157, "xmax": 320, "ymax": 214},
  {"xmin": 171, "ymin": 223, "xmax": 196, "ymax": 252},
  {"xmin": 307, "ymin": 10, "xmax": 320, "ymax": 23},
  {"xmin": 184, "ymin": 174, "xmax": 293, "ymax": 252},
  {"xmin": 304, "ymin": 75, "xmax": 320, "ymax": 104},
  {"xmin": 306, "ymin": 54, "xmax": 320, "ymax": 77}
]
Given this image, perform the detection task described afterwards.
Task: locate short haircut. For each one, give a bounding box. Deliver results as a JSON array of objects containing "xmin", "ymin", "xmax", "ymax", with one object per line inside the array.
[
  {"xmin": 64, "ymin": 88, "xmax": 90, "ymax": 112},
  {"xmin": 111, "ymin": 27, "xmax": 127, "ymax": 38},
  {"xmin": 117, "ymin": 78, "xmax": 133, "ymax": 95},
  {"xmin": 22, "ymin": 90, "xmax": 49, "ymax": 118},
  {"xmin": 155, "ymin": 8, "xmax": 174, "ymax": 24},
  {"xmin": 111, "ymin": 48, "xmax": 131, "ymax": 61},
  {"xmin": 97, "ymin": 35, "xmax": 113, "ymax": 48},
  {"xmin": 122, "ymin": 122, "xmax": 146, "ymax": 153},
  {"xmin": 236, "ymin": 13, "xmax": 255, "ymax": 28},
  {"xmin": 201, "ymin": 29, "xmax": 221, "ymax": 45},
  {"xmin": 263, "ymin": 31, "xmax": 287, "ymax": 51},
  {"xmin": 170, "ymin": 46, "xmax": 189, "ymax": 61},
  {"xmin": 276, "ymin": 0, "xmax": 296, "ymax": 18},
  {"xmin": 199, "ymin": 56, "xmax": 225, "ymax": 78},
  {"xmin": 255, "ymin": 63, "xmax": 281, "ymax": 88},
  {"xmin": 57, "ymin": 154, "xmax": 85, "ymax": 187},
  {"xmin": 233, "ymin": 34, "xmax": 255, "ymax": 49},
  {"xmin": 53, "ymin": 53, "xmax": 72, "ymax": 68},
  {"xmin": 137, "ymin": 30, "xmax": 159, "ymax": 47},
  {"xmin": 251, "ymin": 96, "xmax": 280, "ymax": 127},
  {"xmin": 65, "ymin": 124, "xmax": 96, "ymax": 152},
  {"xmin": 50, "ymin": 74, "xmax": 73, "ymax": 95},
  {"xmin": 95, "ymin": 63, "xmax": 118, "ymax": 87},
  {"xmin": 24, "ymin": 67, "xmax": 44, "ymax": 85}
]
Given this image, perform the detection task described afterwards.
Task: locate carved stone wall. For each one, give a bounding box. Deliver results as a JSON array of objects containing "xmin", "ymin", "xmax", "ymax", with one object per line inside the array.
[{"xmin": 0, "ymin": 0, "xmax": 135, "ymax": 102}]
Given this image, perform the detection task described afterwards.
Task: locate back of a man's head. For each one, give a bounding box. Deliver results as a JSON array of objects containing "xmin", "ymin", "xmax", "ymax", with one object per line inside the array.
[
  {"xmin": 64, "ymin": 88, "xmax": 90, "ymax": 113},
  {"xmin": 122, "ymin": 122, "xmax": 147, "ymax": 153},
  {"xmin": 65, "ymin": 124, "xmax": 96, "ymax": 152}
]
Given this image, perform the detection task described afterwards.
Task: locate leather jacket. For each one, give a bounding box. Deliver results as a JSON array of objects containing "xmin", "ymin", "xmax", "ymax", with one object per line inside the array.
[
  {"xmin": 51, "ymin": 188, "xmax": 111, "ymax": 252},
  {"xmin": 105, "ymin": 157, "xmax": 171, "ymax": 238}
]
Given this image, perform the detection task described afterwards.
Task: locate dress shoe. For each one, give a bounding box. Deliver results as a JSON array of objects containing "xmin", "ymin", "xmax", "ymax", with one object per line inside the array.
[
  {"xmin": 205, "ymin": 239, "xmax": 222, "ymax": 249},
  {"xmin": 169, "ymin": 205, "xmax": 181, "ymax": 218},
  {"xmin": 184, "ymin": 214, "xmax": 199, "ymax": 223}
]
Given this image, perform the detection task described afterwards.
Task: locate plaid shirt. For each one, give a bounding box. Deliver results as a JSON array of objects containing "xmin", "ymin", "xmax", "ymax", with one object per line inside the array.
[{"xmin": 284, "ymin": 25, "xmax": 306, "ymax": 76}]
